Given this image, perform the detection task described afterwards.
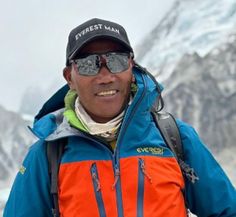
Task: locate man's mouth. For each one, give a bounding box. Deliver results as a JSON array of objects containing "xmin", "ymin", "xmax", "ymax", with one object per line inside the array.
[{"xmin": 96, "ymin": 90, "xmax": 118, "ymax": 96}]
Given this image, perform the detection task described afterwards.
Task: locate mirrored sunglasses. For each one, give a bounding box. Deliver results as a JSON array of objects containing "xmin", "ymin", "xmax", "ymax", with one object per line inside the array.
[{"xmin": 70, "ymin": 52, "xmax": 133, "ymax": 76}]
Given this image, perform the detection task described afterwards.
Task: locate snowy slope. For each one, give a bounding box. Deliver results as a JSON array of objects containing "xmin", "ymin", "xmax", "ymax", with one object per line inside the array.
[
  {"xmin": 0, "ymin": 105, "xmax": 36, "ymax": 214},
  {"xmin": 0, "ymin": 105, "xmax": 35, "ymax": 188},
  {"xmin": 136, "ymin": 0, "xmax": 236, "ymax": 80}
]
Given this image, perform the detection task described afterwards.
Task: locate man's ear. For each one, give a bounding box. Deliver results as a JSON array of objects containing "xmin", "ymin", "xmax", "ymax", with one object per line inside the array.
[
  {"xmin": 132, "ymin": 74, "xmax": 135, "ymax": 83},
  {"xmin": 130, "ymin": 60, "xmax": 135, "ymax": 83},
  {"xmin": 63, "ymin": 66, "xmax": 74, "ymax": 89},
  {"xmin": 130, "ymin": 58, "xmax": 135, "ymax": 67}
]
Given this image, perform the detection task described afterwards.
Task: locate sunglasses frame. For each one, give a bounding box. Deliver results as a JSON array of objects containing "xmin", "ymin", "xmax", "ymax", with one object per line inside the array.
[{"xmin": 70, "ymin": 52, "xmax": 134, "ymax": 76}]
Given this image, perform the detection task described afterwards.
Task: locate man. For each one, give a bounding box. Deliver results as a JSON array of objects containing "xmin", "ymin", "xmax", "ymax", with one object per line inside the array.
[{"xmin": 3, "ymin": 18, "xmax": 236, "ymax": 217}]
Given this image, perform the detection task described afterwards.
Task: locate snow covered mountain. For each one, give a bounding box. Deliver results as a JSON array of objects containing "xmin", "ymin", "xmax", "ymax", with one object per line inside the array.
[
  {"xmin": 0, "ymin": 105, "xmax": 35, "ymax": 188},
  {"xmin": 162, "ymin": 34, "xmax": 236, "ymax": 149},
  {"xmin": 136, "ymin": 0, "xmax": 236, "ymax": 80},
  {"xmin": 0, "ymin": 105, "xmax": 35, "ymax": 213}
]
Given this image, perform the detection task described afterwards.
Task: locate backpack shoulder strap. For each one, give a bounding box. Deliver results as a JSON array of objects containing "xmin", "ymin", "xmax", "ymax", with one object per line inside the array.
[
  {"xmin": 152, "ymin": 111, "xmax": 184, "ymax": 161},
  {"xmin": 46, "ymin": 137, "xmax": 67, "ymax": 217},
  {"xmin": 152, "ymin": 111, "xmax": 199, "ymax": 184}
]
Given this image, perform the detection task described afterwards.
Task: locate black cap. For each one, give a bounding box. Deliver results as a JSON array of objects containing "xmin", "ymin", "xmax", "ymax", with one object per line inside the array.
[{"xmin": 66, "ymin": 18, "xmax": 133, "ymax": 66}]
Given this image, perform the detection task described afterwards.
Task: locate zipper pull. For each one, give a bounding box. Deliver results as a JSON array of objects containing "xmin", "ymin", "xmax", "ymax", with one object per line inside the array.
[
  {"xmin": 112, "ymin": 166, "xmax": 120, "ymax": 190},
  {"xmin": 91, "ymin": 164, "xmax": 101, "ymax": 191},
  {"xmin": 139, "ymin": 158, "xmax": 152, "ymax": 184}
]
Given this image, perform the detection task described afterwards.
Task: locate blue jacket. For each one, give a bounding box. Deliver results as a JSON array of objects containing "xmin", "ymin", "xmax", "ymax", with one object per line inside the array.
[{"xmin": 3, "ymin": 67, "xmax": 236, "ymax": 217}]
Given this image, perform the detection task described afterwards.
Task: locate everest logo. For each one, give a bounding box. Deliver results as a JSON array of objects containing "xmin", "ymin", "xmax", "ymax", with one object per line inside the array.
[
  {"xmin": 75, "ymin": 24, "xmax": 120, "ymax": 40},
  {"xmin": 137, "ymin": 147, "xmax": 164, "ymax": 155}
]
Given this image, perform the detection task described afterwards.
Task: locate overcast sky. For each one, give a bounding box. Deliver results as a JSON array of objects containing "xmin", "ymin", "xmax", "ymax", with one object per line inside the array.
[{"xmin": 0, "ymin": 0, "xmax": 175, "ymax": 112}]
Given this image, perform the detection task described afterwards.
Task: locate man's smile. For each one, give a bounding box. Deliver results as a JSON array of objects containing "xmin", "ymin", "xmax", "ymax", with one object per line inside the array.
[{"xmin": 96, "ymin": 90, "xmax": 118, "ymax": 96}]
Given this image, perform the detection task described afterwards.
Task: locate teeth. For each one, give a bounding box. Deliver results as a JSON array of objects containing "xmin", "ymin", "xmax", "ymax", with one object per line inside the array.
[{"xmin": 97, "ymin": 90, "xmax": 117, "ymax": 96}]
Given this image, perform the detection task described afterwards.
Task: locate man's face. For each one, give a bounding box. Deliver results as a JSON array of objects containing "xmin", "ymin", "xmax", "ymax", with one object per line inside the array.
[{"xmin": 64, "ymin": 39, "xmax": 134, "ymax": 123}]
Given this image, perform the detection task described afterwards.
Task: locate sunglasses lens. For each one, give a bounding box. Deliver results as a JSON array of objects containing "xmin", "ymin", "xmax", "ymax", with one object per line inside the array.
[
  {"xmin": 107, "ymin": 53, "xmax": 130, "ymax": 73},
  {"xmin": 76, "ymin": 55, "xmax": 99, "ymax": 76},
  {"xmin": 74, "ymin": 52, "xmax": 130, "ymax": 76}
]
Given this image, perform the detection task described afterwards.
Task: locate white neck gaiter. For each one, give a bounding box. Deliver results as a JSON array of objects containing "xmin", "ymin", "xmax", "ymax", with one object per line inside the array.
[{"xmin": 75, "ymin": 97, "xmax": 126, "ymax": 141}]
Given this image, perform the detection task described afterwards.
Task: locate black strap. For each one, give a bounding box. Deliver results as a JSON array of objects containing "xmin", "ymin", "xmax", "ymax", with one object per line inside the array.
[
  {"xmin": 47, "ymin": 138, "xmax": 67, "ymax": 217},
  {"xmin": 152, "ymin": 111, "xmax": 199, "ymax": 184},
  {"xmin": 152, "ymin": 111, "xmax": 184, "ymax": 161}
]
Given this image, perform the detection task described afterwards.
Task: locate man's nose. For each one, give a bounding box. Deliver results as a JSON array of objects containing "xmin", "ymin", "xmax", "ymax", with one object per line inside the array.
[{"xmin": 96, "ymin": 65, "xmax": 115, "ymax": 83}]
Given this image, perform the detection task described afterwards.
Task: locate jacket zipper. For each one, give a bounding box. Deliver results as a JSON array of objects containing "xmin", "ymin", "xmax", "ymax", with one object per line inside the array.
[
  {"xmin": 137, "ymin": 158, "xmax": 145, "ymax": 217},
  {"xmin": 137, "ymin": 158, "xmax": 152, "ymax": 217},
  {"xmin": 90, "ymin": 163, "xmax": 107, "ymax": 217},
  {"xmin": 113, "ymin": 73, "xmax": 148, "ymax": 217}
]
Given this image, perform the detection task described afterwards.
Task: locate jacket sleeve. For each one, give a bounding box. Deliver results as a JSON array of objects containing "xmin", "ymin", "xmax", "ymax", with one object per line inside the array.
[
  {"xmin": 3, "ymin": 140, "xmax": 53, "ymax": 217},
  {"xmin": 177, "ymin": 120, "xmax": 236, "ymax": 217}
]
